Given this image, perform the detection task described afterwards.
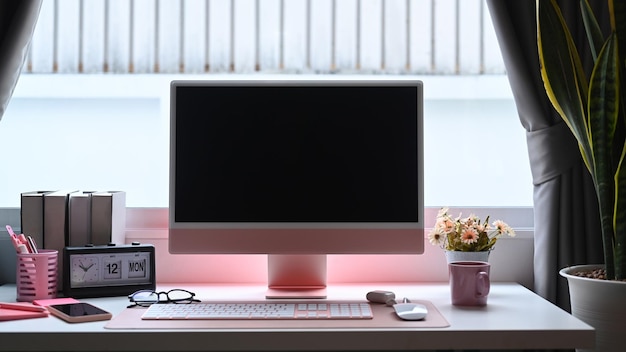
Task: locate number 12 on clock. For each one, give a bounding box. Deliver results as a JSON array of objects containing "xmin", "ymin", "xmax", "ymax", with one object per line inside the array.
[{"xmin": 103, "ymin": 258, "xmax": 122, "ymax": 279}]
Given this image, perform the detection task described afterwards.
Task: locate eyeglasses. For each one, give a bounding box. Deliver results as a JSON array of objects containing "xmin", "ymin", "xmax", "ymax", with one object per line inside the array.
[{"xmin": 127, "ymin": 289, "xmax": 200, "ymax": 308}]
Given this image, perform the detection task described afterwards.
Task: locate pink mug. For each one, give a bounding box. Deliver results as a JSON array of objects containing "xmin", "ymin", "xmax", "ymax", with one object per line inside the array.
[{"xmin": 448, "ymin": 261, "xmax": 490, "ymax": 306}]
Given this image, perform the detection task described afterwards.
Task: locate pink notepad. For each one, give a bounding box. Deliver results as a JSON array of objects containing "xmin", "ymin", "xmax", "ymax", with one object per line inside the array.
[{"xmin": 32, "ymin": 297, "xmax": 79, "ymax": 307}]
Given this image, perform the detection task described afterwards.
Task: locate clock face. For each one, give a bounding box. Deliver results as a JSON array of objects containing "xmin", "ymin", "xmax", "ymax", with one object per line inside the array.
[
  {"xmin": 71, "ymin": 255, "xmax": 100, "ymax": 284},
  {"xmin": 64, "ymin": 245, "xmax": 156, "ymax": 297}
]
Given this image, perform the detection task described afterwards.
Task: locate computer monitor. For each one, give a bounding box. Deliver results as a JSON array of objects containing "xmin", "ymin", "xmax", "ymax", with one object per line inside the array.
[{"xmin": 169, "ymin": 79, "xmax": 424, "ymax": 298}]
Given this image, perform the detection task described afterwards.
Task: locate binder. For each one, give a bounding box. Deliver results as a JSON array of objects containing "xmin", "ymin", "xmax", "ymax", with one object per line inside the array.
[
  {"xmin": 20, "ymin": 191, "xmax": 55, "ymax": 250},
  {"xmin": 43, "ymin": 190, "xmax": 78, "ymax": 290},
  {"xmin": 68, "ymin": 191, "xmax": 95, "ymax": 247},
  {"xmin": 91, "ymin": 191, "xmax": 126, "ymax": 245}
]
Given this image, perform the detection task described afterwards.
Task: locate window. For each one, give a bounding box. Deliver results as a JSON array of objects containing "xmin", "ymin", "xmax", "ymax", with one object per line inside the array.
[{"xmin": 0, "ymin": 0, "xmax": 531, "ymax": 208}]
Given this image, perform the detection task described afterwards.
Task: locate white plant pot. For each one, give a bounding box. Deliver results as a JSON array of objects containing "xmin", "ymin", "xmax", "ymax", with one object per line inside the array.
[
  {"xmin": 444, "ymin": 250, "xmax": 490, "ymax": 263},
  {"xmin": 560, "ymin": 265, "xmax": 626, "ymax": 352}
]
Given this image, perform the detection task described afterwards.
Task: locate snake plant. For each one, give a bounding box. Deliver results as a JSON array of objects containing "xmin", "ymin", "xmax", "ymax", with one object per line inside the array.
[{"xmin": 537, "ymin": 0, "xmax": 626, "ymax": 280}]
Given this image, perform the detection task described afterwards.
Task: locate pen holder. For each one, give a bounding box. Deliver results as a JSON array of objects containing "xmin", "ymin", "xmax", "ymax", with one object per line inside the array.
[{"xmin": 16, "ymin": 249, "xmax": 58, "ymax": 302}]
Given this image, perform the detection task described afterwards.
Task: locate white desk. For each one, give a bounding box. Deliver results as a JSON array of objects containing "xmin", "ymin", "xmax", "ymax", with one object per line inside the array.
[{"xmin": 0, "ymin": 282, "xmax": 593, "ymax": 351}]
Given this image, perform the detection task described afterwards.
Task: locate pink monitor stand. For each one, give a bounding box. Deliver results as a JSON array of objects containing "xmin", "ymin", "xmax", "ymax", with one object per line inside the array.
[{"xmin": 266, "ymin": 254, "xmax": 327, "ymax": 299}]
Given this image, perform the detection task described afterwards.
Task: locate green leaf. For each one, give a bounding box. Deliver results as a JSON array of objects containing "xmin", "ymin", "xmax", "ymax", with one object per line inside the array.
[
  {"xmin": 609, "ymin": 0, "xmax": 626, "ymax": 279},
  {"xmin": 580, "ymin": 0, "xmax": 605, "ymax": 61},
  {"xmin": 589, "ymin": 34, "xmax": 619, "ymax": 171},
  {"xmin": 538, "ymin": 0, "xmax": 593, "ymax": 173},
  {"xmin": 589, "ymin": 33, "xmax": 619, "ymax": 278},
  {"xmin": 614, "ymin": 140, "xmax": 626, "ymax": 279},
  {"xmin": 610, "ymin": 0, "xmax": 626, "ymax": 63}
]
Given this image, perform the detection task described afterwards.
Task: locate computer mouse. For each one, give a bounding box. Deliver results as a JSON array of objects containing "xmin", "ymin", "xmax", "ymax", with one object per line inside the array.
[{"xmin": 393, "ymin": 302, "xmax": 428, "ymax": 321}]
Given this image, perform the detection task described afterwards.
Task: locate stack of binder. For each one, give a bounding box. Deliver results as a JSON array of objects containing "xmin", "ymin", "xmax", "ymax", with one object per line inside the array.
[{"xmin": 20, "ymin": 190, "xmax": 126, "ymax": 289}]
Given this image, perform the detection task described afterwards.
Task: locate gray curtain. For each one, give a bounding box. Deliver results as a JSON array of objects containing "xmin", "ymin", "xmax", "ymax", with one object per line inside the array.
[
  {"xmin": 486, "ymin": 0, "xmax": 604, "ymax": 310},
  {"xmin": 0, "ymin": 1, "xmax": 42, "ymax": 121}
]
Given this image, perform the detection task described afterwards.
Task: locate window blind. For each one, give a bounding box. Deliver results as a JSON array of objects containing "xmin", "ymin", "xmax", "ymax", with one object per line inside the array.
[{"xmin": 26, "ymin": 0, "xmax": 505, "ymax": 75}]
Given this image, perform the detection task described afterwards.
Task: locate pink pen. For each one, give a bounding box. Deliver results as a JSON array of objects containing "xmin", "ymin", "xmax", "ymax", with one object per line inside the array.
[
  {"xmin": 26, "ymin": 236, "xmax": 38, "ymax": 253},
  {"xmin": 0, "ymin": 302, "xmax": 47, "ymax": 313},
  {"xmin": 6, "ymin": 225, "xmax": 29, "ymax": 254},
  {"xmin": 17, "ymin": 234, "xmax": 34, "ymax": 253},
  {"xmin": 14, "ymin": 240, "xmax": 29, "ymax": 254}
]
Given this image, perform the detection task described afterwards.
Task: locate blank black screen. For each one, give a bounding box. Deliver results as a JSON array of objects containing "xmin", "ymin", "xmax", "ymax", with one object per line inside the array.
[{"xmin": 174, "ymin": 85, "xmax": 419, "ymax": 222}]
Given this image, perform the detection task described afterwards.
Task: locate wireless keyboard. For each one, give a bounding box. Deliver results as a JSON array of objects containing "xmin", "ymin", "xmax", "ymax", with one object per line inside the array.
[{"xmin": 141, "ymin": 301, "xmax": 373, "ymax": 320}]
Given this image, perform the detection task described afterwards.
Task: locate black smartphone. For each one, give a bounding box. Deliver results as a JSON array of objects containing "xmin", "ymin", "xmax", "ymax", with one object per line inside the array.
[{"xmin": 47, "ymin": 302, "xmax": 112, "ymax": 323}]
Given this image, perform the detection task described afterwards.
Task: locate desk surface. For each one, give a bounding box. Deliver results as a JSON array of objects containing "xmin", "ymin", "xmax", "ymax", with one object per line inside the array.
[{"xmin": 0, "ymin": 282, "xmax": 593, "ymax": 351}]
